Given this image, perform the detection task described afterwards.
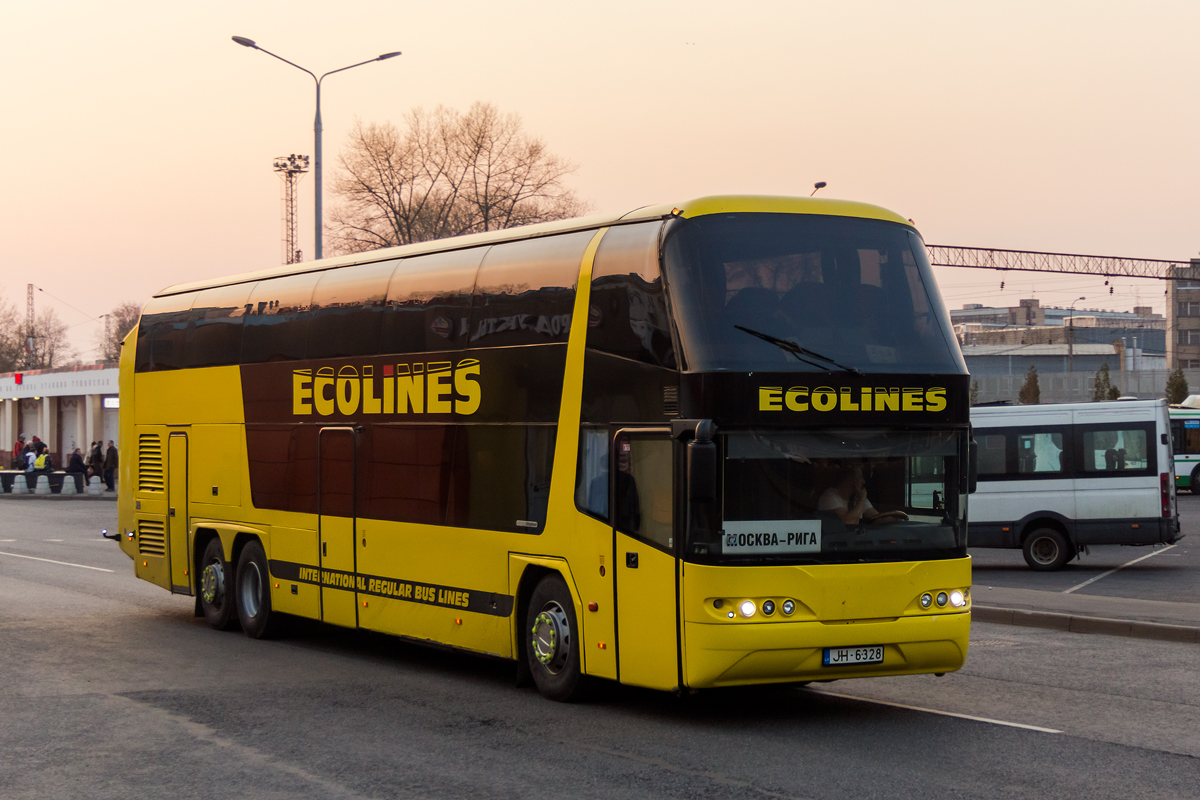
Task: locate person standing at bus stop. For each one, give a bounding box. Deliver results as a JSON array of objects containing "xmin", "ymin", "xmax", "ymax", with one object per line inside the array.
[
  {"xmin": 103, "ymin": 440, "xmax": 118, "ymax": 492},
  {"xmin": 11, "ymin": 434, "xmax": 25, "ymax": 469}
]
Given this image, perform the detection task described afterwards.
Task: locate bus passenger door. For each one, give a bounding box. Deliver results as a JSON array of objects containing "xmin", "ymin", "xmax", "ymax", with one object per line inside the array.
[
  {"xmin": 613, "ymin": 429, "xmax": 680, "ymax": 691},
  {"xmin": 167, "ymin": 433, "xmax": 190, "ymax": 593},
  {"xmin": 319, "ymin": 428, "xmax": 358, "ymax": 628}
]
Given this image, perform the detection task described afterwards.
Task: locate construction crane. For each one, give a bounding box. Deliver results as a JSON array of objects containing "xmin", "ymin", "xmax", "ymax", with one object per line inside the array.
[{"xmin": 926, "ymin": 245, "xmax": 1197, "ymax": 281}]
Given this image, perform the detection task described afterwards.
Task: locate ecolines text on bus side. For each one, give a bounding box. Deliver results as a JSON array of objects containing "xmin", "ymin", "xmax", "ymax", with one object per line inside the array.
[
  {"xmin": 292, "ymin": 359, "xmax": 481, "ymax": 417},
  {"xmin": 759, "ymin": 386, "xmax": 948, "ymax": 413}
]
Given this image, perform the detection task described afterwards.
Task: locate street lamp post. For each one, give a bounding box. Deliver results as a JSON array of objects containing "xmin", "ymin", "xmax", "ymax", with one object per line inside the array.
[
  {"xmin": 232, "ymin": 37, "xmax": 401, "ymax": 260},
  {"xmin": 1067, "ymin": 296, "xmax": 1086, "ymax": 373}
]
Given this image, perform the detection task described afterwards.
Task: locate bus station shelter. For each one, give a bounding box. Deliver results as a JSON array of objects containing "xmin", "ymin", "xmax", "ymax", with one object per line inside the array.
[{"xmin": 0, "ymin": 362, "xmax": 119, "ymax": 468}]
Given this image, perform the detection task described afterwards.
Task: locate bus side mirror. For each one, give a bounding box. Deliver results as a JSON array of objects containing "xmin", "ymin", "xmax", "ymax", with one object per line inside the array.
[
  {"xmin": 687, "ymin": 420, "xmax": 717, "ymax": 503},
  {"xmin": 968, "ymin": 438, "xmax": 978, "ymax": 494}
]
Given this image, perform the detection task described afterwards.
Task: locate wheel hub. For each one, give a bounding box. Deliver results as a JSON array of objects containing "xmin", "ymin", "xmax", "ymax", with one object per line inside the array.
[
  {"xmin": 531, "ymin": 602, "xmax": 571, "ymax": 675},
  {"xmin": 1030, "ymin": 537, "xmax": 1059, "ymax": 564},
  {"xmin": 201, "ymin": 562, "xmax": 224, "ymax": 605}
]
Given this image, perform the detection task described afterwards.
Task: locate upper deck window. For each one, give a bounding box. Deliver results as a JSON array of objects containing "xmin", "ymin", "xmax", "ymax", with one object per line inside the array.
[{"xmin": 662, "ymin": 213, "xmax": 964, "ymax": 374}]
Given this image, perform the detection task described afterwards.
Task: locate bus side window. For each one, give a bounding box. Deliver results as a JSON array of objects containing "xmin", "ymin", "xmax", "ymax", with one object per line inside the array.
[
  {"xmin": 1017, "ymin": 432, "xmax": 1064, "ymax": 474},
  {"xmin": 575, "ymin": 427, "xmax": 610, "ymax": 521},
  {"xmin": 1080, "ymin": 427, "xmax": 1151, "ymax": 472},
  {"xmin": 977, "ymin": 434, "xmax": 1007, "ymax": 476},
  {"xmin": 1171, "ymin": 421, "xmax": 1184, "ymax": 454}
]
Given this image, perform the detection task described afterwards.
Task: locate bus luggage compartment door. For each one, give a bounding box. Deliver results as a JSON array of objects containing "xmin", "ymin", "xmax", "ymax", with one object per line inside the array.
[
  {"xmin": 613, "ymin": 431, "xmax": 680, "ymax": 691},
  {"xmin": 319, "ymin": 428, "xmax": 358, "ymax": 628}
]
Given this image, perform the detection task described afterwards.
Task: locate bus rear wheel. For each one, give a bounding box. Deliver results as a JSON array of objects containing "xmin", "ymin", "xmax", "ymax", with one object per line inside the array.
[
  {"xmin": 236, "ymin": 539, "xmax": 282, "ymax": 639},
  {"xmin": 199, "ymin": 538, "xmax": 238, "ymax": 631},
  {"xmin": 1022, "ymin": 528, "xmax": 1073, "ymax": 571},
  {"xmin": 525, "ymin": 575, "xmax": 585, "ymax": 702}
]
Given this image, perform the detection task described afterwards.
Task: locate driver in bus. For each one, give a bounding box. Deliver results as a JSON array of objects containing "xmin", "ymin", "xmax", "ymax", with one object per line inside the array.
[{"xmin": 818, "ymin": 465, "xmax": 908, "ymax": 525}]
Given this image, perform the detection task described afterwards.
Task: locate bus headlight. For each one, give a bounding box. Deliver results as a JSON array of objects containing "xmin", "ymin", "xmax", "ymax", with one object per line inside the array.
[
  {"xmin": 761, "ymin": 600, "xmax": 775, "ymax": 616},
  {"xmin": 949, "ymin": 590, "xmax": 966, "ymax": 608},
  {"xmin": 920, "ymin": 593, "xmax": 933, "ymax": 609},
  {"xmin": 936, "ymin": 592, "xmax": 948, "ymax": 607},
  {"xmin": 739, "ymin": 600, "xmax": 756, "ymax": 618},
  {"xmin": 781, "ymin": 599, "xmax": 796, "ymax": 616}
]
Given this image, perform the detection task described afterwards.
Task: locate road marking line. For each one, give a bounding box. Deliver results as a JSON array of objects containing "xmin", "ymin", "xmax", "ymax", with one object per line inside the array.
[
  {"xmin": 1063, "ymin": 544, "xmax": 1178, "ymax": 594},
  {"xmin": 0, "ymin": 550, "xmax": 114, "ymax": 573},
  {"xmin": 43, "ymin": 538, "xmax": 63, "ymax": 542},
  {"xmin": 0, "ymin": 539, "xmax": 14, "ymax": 542},
  {"xmin": 809, "ymin": 690, "xmax": 1062, "ymax": 733}
]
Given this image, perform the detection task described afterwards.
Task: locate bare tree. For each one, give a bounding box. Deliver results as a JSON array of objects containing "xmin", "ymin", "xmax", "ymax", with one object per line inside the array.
[
  {"xmin": 329, "ymin": 102, "xmax": 590, "ymax": 253},
  {"xmin": 0, "ymin": 294, "xmax": 23, "ymax": 372},
  {"xmin": 24, "ymin": 307, "xmax": 73, "ymax": 369},
  {"xmin": 95, "ymin": 301, "xmax": 142, "ymax": 362}
]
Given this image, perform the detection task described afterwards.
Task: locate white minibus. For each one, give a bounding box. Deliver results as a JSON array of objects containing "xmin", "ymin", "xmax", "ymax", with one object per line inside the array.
[{"xmin": 970, "ymin": 399, "xmax": 1180, "ymax": 570}]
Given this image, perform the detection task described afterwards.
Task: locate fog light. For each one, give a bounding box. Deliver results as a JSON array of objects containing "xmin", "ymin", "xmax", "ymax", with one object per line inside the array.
[
  {"xmin": 936, "ymin": 592, "xmax": 948, "ymax": 607},
  {"xmin": 762, "ymin": 600, "xmax": 775, "ymax": 616},
  {"xmin": 920, "ymin": 593, "xmax": 933, "ymax": 609},
  {"xmin": 739, "ymin": 600, "xmax": 756, "ymax": 618},
  {"xmin": 949, "ymin": 590, "xmax": 966, "ymax": 608},
  {"xmin": 782, "ymin": 599, "xmax": 796, "ymax": 616}
]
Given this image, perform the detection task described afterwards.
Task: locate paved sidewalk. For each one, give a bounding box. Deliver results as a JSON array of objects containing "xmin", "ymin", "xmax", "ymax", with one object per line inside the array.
[{"xmin": 973, "ymin": 585, "xmax": 1200, "ymax": 643}]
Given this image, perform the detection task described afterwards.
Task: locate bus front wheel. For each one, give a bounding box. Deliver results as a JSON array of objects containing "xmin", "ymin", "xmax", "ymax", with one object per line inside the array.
[
  {"xmin": 199, "ymin": 538, "xmax": 238, "ymax": 631},
  {"xmin": 525, "ymin": 575, "xmax": 585, "ymax": 702},
  {"xmin": 236, "ymin": 539, "xmax": 282, "ymax": 639},
  {"xmin": 1022, "ymin": 528, "xmax": 1073, "ymax": 571}
]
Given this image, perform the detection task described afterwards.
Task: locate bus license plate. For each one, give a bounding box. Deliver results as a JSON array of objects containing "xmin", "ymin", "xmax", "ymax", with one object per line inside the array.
[{"xmin": 823, "ymin": 646, "xmax": 884, "ymax": 666}]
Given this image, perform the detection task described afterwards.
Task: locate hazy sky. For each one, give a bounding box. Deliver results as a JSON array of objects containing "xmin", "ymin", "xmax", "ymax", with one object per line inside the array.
[{"xmin": 4, "ymin": 1, "xmax": 1197, "ymax": 360}]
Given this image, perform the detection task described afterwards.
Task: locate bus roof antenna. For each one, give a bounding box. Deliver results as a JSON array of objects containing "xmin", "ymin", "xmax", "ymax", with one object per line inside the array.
[{"xmin": 811, "ymin": 181, "xmax": 827, "ymax": 197}]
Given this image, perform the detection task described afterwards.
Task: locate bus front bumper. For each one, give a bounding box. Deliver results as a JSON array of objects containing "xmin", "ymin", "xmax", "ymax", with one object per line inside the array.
[{"xmin": 683, "ymin": 611, "xmax": 970, "ymax": 688}]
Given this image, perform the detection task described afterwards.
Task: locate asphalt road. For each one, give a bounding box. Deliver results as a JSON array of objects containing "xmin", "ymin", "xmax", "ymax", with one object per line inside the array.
[{"xmin": 2, "ymin": 502, "xmax": 1198, "ymax": 799}]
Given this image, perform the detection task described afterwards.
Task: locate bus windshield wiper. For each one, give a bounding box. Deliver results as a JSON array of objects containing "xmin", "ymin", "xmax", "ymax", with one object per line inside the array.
[{"xmin": 734, "ymin": 325, "xmax": 863, "ymax": 375}]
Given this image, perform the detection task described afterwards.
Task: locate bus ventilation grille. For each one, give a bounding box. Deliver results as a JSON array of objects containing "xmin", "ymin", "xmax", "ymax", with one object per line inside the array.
[
  {"xmin": 137, "ymin": 519, "xmax": 166, "ymax": 556},
  {"xmin": 663, "ymin": 386, "xmax": 680, "ymax": 417},
  {"xmin": 138, "ymin": 434, "xmax": 164, "ymax": 492}
]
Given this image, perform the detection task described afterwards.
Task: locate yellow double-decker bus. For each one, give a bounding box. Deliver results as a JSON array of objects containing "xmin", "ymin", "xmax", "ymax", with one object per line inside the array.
[{"xmin": 117, "ymin": 195, "xmax": 971, "ymax": 700}]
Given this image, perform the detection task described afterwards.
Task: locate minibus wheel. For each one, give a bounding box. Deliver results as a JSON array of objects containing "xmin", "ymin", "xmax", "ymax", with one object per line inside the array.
[
  {"xmin": 525, "ymin": 574, "xmax": 585, "ymax": 702},
  {"xmin": 199, "ymin": 538, "xmax": 238, "ymax": 630},
  {"xmin": 1022, "ymin": 528, "xmax": 1072, "ymax": 571},
  {"xmin": 236, "ymin": 539, "xmax": 282, "ymax": 639}
]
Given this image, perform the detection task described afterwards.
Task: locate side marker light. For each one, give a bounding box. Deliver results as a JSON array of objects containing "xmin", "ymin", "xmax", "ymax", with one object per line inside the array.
[
  {"xmin": 598, "ymin": 642, "xmax": 607, "ymax": 649},
  {"xmin": 588, "ymin": 602, "xmax": 598, "ymax": 612},
  {"xmin": 455, "ymin": 618, "xmax": 462, "ymax": 625}
]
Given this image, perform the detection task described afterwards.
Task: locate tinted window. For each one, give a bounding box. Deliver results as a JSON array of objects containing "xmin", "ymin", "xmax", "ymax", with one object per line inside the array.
[
  {"xmin": 135, "ymin": 294, "xmax": 194, "ymax": 372},
  {"xmin": 575, "ymin": 426, "xmax": 609, "ymax": 520},
  {"xmin": 185, "ymin": 283, "xmax": 253, "ymax": 369},
  {"xmin": 319, "ymin": 429, "xmax": 355, "ymax": 518},
  {"xmin": 451, "ymin": 425, "xmax": 556, "ymax": 532},
  {"xmin": 361, "ymin": 425, "xmax": 457, "ymax": 525},
  {"xmin": 977, "ymin": 434, "xmax": 1007, "ymax": 475},
  {"xmin": 241, "ymin": 272, "xmax": 321, "ymax": 363},
  {"xmin": 307, "ymin": 261, "xmax": 398, "ymax": 360},
  {"xmin": 1081, "ymin": 427, "xmax": 1151, "ymax": 472},
  {"xmin": 1017, "ymin": 432, "xmax": 1064, "ymax": 474},
  {"xmin": 468, "ymin": 232, "xmax": 591, "ymax": 348},
  {"xmin": 381, "ymin": 250, "xmax": 484, "ymax": 354},
  {"xmin": 1172, "ymin": 418, "xmax": 1200, "ymax": 454},
  {"xmin": 662, "ymin": 213, "xmax": 964, "ymax": 374},
  {"xmin": 588, "ymin": 222, "xmax": 675, "ymax": 368},
  {"xmin": 246, "ymin": 424, "xmax": 317, "ymax": 514}
]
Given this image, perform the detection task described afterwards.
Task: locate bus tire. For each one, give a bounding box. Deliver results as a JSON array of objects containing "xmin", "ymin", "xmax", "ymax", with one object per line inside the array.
[
  {"xmin": 1022, "ymin": 527, "xmax": 1072, "ymax": 571},
  {"xmin": 1190, "ymin": 465, "xmax": 1200, "ymax": 494},
  {"xmin": 525, "ymin": 575, "xmax": 585, "ymax": 702},
  {"xmin": 235, "ymin": 539, "xmax": 282, "ymax": 639},
  {"xmin": 199, "ymin": 538, "xmax": 238, "ymax": 631}
]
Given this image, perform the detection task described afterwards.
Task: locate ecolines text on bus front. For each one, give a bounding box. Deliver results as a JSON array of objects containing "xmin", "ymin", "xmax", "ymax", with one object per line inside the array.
[
  {"xmin": 759, "ymin": 386, "xmax": 948, "ymax": 413},
  {"xmin": 292, "ymin": 358, "xmax": 481, "ymax": 417}
]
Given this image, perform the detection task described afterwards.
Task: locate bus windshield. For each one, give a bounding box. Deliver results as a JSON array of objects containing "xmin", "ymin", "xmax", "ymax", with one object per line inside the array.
[
  {"xmin": 689, "ymin": 428, "xmax": 966, "ymax": 565},
  {"xmin": 662, "ymin": 213, "xmax": 964, "ymax": 374}
]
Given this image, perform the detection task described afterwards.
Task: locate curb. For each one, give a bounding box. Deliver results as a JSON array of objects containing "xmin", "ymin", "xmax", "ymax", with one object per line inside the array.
[
  {"xmin": 974, "ymin": 605, "xmax": 1200, "ymax": 644},
  {"xmin": 0, "ymin": 494, "xmax": 118, "ymax": 501}
]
